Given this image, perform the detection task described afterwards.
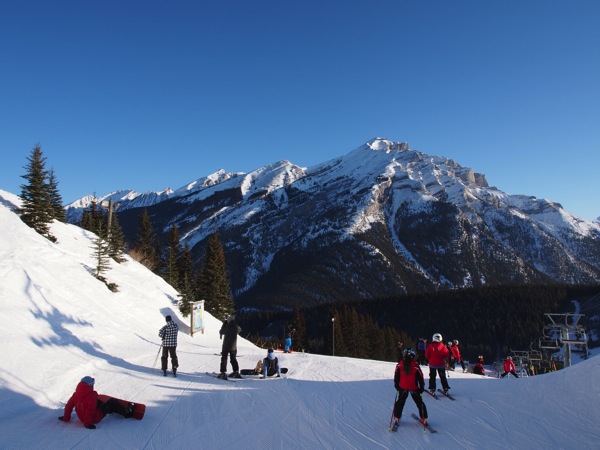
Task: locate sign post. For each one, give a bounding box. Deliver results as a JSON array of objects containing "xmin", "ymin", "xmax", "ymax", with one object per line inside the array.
[{"xmin": 191, "ymin": 300, "xmax": 205, "ymax": 336}]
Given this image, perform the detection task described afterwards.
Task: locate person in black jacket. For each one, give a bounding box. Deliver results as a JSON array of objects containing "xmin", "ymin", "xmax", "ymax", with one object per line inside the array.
[{"xmin": 218, "ymin": 315, "xmax": 241, "ymax": 379}]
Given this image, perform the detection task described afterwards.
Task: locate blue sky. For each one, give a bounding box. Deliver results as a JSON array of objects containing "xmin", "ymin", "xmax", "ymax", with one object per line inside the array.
[{"xmin": 1, "ymin": 1, "xmax": 599, "ymax": 221}]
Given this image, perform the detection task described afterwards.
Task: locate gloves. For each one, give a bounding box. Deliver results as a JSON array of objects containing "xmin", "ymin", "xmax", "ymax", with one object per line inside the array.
[
  {"xmin": 86, "ymin": 424, "xmax": 96, "ymax": 429},
  {"xmin": 418, "ymin": 388, "xmax": 424, "ymax": 394},
  {"xmin": 58, "ymin": 416, "xmax": 64, "ymax": 421}
]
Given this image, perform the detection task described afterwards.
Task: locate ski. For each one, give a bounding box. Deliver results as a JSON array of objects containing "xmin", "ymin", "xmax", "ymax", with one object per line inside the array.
[
  {"xmin": 437, "ymin": 389, "xmax": 456, "ymax": 400},
  {"xmin": 205, "ymin": 372, "xmax": 237, "ymax": 382},
  {"xmin": 426, "ymin": 390, "xmax": 440, "ymax": 400},
  {"xmin": 411, "ymin": 413, "xmax": 437, "ymax": 433}
]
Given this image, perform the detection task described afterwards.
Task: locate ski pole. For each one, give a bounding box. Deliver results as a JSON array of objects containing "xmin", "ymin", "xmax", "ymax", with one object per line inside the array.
[
  {"xmin": 389, "ymin": 390, "xmax": 399, "ymax": 429},
  {"xmin": 153, "ymin": 343, "xmax": 163, "ymax": 368}
]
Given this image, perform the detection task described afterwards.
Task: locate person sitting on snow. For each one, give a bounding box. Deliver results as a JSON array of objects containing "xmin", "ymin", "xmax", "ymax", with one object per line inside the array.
[
  {"xmin": 58, "ymin": 376, "xmax": 134, "ymax": 429},
  {"xmin": 261, "ymin": 348, "xmax": 282, "ymax": 378}
]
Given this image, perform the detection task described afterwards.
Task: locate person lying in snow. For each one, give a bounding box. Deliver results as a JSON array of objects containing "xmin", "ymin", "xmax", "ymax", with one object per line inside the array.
[{"xmin": 58, "ymin": 376, "xmax": 134, "ymax": 429}]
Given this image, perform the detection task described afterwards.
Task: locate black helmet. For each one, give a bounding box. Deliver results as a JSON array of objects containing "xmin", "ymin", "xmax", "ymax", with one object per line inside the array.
[{"xmin": 403, "ymin": 348, "xmax": 416, "ymax": 359}]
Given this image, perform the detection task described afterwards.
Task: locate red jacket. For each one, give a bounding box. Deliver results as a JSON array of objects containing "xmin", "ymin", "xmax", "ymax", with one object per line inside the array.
[
  {"xmin": 394, "ymin": 360, "xmax": 424, "ymax": 391},
  {"xmin": 62, "ymin": 382, "xmax": 104, "ymax": 427},
  {"xmin": 503, "ymin": 359, "xmax": 516, "ymax": 373},
  {"xmin": 425, "ymin": 342, "xmax": 449, "ymax": 367},
  {"xmin": 450, "ymin": 344, "xmax": 461, "ymax": 361}
]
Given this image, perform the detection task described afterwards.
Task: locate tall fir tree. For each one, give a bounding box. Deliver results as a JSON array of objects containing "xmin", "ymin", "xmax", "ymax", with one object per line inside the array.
[
  {"xmin": 131, "ymin": 208, "xmax": 160, "ymax": 271},
  {"xmin": 162, "ymin": 224, "xmax": 182, "ymax": 289},
  {"xmin": 80, "ymin": 201, "xmax": 104, "ymax": 235},
  {"xmin": 19, "ymin": 145, "xmax": 55, "ymax": 241},
  {"xmin": 46, "ymin": 168, "xmax": 66, "ymax": 223},
  {"xmin": 108, "ymin": 212, "xmax": 127, "ymax": 263},
  {"xmin": 92, "ymin": 221, "xmax": 111, "ymax": 279},
  {"xmin": 196, "ymin": 231, "xmax": 234, "ymax": 321},
  {"xmin": 292, "ymin": 306, "xmax": 307, "ymax": 352}
]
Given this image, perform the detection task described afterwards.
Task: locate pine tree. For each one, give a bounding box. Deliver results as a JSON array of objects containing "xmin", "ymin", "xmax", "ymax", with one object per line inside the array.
[
  {"xmin": 131, "ymin": 208, "xmax": 160, "ymax": 271},
  {"xmin": 292, "ymin": 306, "xmax": 307, "ymax": 352},
  {"xmin": 162, "ymin": 224, "xmax": 182, "ymax": 288},
  {"xmin": 80, "ymin": 201, "xmax": 104, "ymax": 236},
  {"xmin": 47, "ymin": 168, "xmax": 67, "ymax": 223},
  {"xmin": 20, "ymin": 145, "xmax": 55, "ymax": 240},
  {"xmin": 178, "ymin": 272, "xmax": 196, "ymax": 317},
  {"xmin": 108, "ymin": 212, "xmax": 127, "ymax": 263},
  {"xmin": 92, "ymin": 221, "xmax": 111, "ymax": 279},
  {"xmin": 196, "ymin": 231, "xmax": 234, "ymax": 321}
]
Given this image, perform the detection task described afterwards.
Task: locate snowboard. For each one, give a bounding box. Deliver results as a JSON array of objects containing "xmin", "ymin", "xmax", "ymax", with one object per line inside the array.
[
  {"xmin": 97, "ymin": 394, "xmax": 145, "ymax": 420},
  {"xmin": 240, "ymin": 368, "xmax": 288, "ymax": 376}
]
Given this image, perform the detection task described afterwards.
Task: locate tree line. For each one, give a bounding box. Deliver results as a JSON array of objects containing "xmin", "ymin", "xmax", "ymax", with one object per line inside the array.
[{"xmin": 18, "ymin": 145, "xmax": 234, "ymax": 320}]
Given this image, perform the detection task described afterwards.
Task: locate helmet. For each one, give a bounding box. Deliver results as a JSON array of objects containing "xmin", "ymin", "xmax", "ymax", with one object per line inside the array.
[
  {"xmin": 453, "ymin": 340, "xmax": 459, "ymax": 345},
  {"xmin": 432, "ymin": 333, "xmax": 442, "ymax": 342},
  {"xmin": 507, "ymin": 356, "xmax": 512, "ymax": 360},
  {"xmin": 403, "ymin": 348, "xmax": 416, "ymax": 359},
  {"xmin": 478, "ymin": 355, "xmax": 484, "ymax": 360}
]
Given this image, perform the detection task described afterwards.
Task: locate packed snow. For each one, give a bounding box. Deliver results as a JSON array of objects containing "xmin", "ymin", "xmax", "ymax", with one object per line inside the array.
[{"xmin": 0, "ymin": 189, "xmax": 598, "ymax": 450}]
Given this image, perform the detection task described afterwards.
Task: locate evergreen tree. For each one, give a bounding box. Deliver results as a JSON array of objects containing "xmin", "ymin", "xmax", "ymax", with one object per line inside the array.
[
  {"xmin": 162, "ymin": 224, "xmax": 182, "ymax": 288},
  {"xmin": 46, "ymin": 168, "xmax": 66, "ymax": 223},
  {"xmin": 19, "ymin": 144, "xmax": 55, "ymax": 240},
  {"xmin": 177, "ymin": 243, "xmax": 196, "ymax": 317},
  {"xmin": 80, "ymin": 201, "xmax": 104, "ymax": 235},
  {"xmin": 92, "ymin": 221, "xmax": 111, "ymax": 279},
  {"xmin": 292, "ymin": 306, "xmax": 307, "ymax": 352},
  {"xmin": 131, "ymin": 208, "xmax": 160, "ymax": 271},
  {"xmin": 108, "ymin": 212, "xmax": 127, "ymax": 263},
  {"xmin": 178, "ymin": 243, "xmax": 195, "ymax": 290},
  {"xmin": 196, "ymin": 231, "xmax": 234, "ymax": 321},
  {"xmin": 178, "ymin": 272, "xmax": 196, "ymax": 317}
]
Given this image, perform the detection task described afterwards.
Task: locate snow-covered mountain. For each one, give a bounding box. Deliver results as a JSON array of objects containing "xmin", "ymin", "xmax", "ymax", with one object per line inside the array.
[
  {"xmin": 1, "ymin": 189, "xmax": 599, "ymax": 450},
  {"xmin": 65, "ymin": 138, "xmax": 600, "ymax": 308}
]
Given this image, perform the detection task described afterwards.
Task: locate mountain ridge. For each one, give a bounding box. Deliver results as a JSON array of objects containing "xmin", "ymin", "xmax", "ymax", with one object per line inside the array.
[{"xmin": 65, "ymin": 138, "xmax": 600, "ymax": 308}]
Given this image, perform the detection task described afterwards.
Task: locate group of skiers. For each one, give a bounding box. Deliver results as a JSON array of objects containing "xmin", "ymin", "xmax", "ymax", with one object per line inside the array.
[{"xmin": 416, "ymin": 336, "xmax": 467, "ymax": 372}]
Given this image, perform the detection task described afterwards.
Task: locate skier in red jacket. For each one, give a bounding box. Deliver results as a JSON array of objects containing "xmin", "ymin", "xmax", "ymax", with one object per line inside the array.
[
  {"xmin": 58, "ymin": 376, "xmax": 134, "ymax": 429},
  {"xmin": 390, "ymin": 348, "xmax": 428, "ymax": 431},
  {"xmin": 500, "ymin": 356, "xmax": 520, "ymax": 378},
  {"xmin": 424, "ymin": 333, "xmax": 451, "ymax": 395},
  {"xmin": 450, "ymin": 340, "xmax": 467, "ymax": 373}
]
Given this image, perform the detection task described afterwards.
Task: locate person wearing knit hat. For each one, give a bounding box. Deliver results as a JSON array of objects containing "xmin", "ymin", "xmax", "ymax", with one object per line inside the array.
[
  {"xmin": 159, "ymin": 314, "xmax": 179, "ymax": 377},
  {"xmin": 261, "ymin": 348, "xmax": 282, "ymax": 379},
  {"xmin": 58, "ymin": 377, "xmax": 134, "ymax": 428}
]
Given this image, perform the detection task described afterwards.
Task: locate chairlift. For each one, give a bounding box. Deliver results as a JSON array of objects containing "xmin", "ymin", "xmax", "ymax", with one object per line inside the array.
[{"xmin": 538, "ymin": 337, "xmax": 560, "ymax": 350}]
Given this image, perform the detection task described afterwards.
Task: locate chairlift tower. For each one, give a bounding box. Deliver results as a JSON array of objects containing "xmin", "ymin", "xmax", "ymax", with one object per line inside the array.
[{"xmin": 543, "ymin": 313, "xmax": 588, "ymax": 368}]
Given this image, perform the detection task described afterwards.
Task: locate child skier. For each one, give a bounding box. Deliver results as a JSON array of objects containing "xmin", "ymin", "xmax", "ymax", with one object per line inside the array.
[
  {"xmin": 500, "ymin": 356, "xmax": 520, "ymax": 378},
  {"xmin": 391, "ymin": 348, "xmax": 428, "ymax": 431},
  {"xmin": 425, "ymin": 333, "xmax": 451, "ymax": 395}
]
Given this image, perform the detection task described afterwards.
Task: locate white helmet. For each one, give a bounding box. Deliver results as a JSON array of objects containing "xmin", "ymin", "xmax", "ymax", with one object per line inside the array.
[{"xmin": 432, "ymin": 333, "xmax": 442, "ymax": 342}]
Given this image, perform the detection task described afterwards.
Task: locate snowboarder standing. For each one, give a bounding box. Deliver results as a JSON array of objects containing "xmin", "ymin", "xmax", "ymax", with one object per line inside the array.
[
  {"xmin": 159, "ymin": 315, "xmax": 179, "ymax": 377},
  {"xmin": 59, "ymin": 376, "xmax": 134, "ymax": 429},
  {"xmin": 500, "ymin": 356, "xmax": 519, "ymax": 378},
  {"xmin": 284, "ymin": 323, "xmax": 295, "ymax": 353},
  {"xmin": 219, "ymin": 315, "xmax": 241, "ymax": 379},
  {"xmin": 425, "ymin": 333, "xmax": 451, "ymax": 395},
  {"xmin": 391, "ymin": 348, "xmax": 428, "ymax": 431}
]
